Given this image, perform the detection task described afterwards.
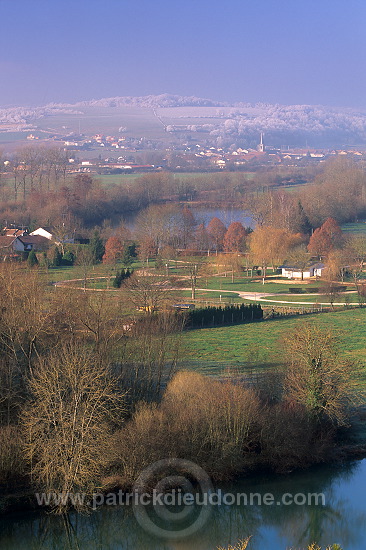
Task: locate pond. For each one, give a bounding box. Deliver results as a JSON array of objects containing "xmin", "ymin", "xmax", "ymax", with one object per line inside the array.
[
  {"xmin": 1, "ymin": 458, "xmax": 365, "ymax": 549},
  {"xmin": 121, "ymin": 206, "xmax": 255, "ymax": 232}
]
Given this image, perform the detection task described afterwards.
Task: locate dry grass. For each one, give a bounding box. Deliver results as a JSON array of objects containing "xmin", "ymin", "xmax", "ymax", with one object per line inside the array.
[
  {"xmin": 216, "ymin": 542, "xmax": 342, "ymax": 550},
  {"xmin": 217, "ymin": 539, "xmax": 251, "ymax": 550}
]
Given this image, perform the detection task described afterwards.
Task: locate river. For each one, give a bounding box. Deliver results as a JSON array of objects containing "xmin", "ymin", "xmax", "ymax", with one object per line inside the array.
[{"xmin": 1, "ymin": 459, "xmax": 365, "ymax": 549}]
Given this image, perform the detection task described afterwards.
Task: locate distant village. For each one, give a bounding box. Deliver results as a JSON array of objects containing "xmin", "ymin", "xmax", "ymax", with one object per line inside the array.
[{"xmin": 24, "ymin": 129, "xmax": 366, "ymax": 175}]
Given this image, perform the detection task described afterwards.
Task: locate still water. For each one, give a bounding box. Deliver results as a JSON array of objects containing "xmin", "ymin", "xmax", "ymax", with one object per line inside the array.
[
  {"xmin": 191, "ymin": 207, "xmax": 254, "ymax": 229},
  {"xmin": 1, "ymin": 459, "xmax": 365, "ymax": 550},
  {"xmin": 122, "ymin": 207, "xmax": 254, "ymax": 231}
]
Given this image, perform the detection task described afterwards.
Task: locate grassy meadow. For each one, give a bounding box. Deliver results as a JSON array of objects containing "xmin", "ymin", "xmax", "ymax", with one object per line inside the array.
[
  {"xmin": 341, "ymin": 221, "xmax": 366, "ymax": 234},
  {"xmin": 180, "ymin": 307, "xmax": 366, "ymax": 375},
  {"xmin": 20, "ymin": 258, "xmax": 366, "ymax": 382}
]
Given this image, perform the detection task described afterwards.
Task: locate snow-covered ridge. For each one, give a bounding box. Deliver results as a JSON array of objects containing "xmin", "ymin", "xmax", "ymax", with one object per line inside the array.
[{"xmin": 1, "ymin": 94, "xmax": 366, "ymax": 142}]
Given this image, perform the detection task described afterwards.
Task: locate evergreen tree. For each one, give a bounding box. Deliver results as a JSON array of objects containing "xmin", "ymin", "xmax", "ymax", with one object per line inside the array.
[
  {"xmin": 42, "ymin": 252, "xmax": 50, "ymax": 269},
  {"xmin": 52, "ymin": 246, "xmax": 63, "ymax": 267},
  {"xmin": 113, "ymin": 269, "xmax": 124, "ymax": 288},
  {"xmin": 112, "ymin": 270, "xmax": 120, "ymax": 288},
  {"xmin": 27, "ymin": 249, "xmax": 38, "ymax": 267},
  {"xmin": 113, "ymin": 268, "xmax": 133, "ymax": 288},
  {"xmin": 62, "ymin": 251, "xmax": 75, "ymax": 266},
  {"xmin": 122, "ymin": 243, "xmax": 136, "ymax": 266},
  {"xmin": 89, "ymin": 231, "xmax": 105, "ymax": 264},
  {"xmin": 291, "ymin": 200, "xmax": 312, "ymax": 235}
]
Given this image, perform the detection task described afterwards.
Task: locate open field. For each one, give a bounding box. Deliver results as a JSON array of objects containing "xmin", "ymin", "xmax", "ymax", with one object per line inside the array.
[
  {"xmin": 180, "ymin": 308, "xmax": 366, "ymax": 375},
  {"xmin": 265, "ymin": 293, "xmax": 359, "ymax": 304},
  {"xmin": 200, "ymin": 277, "xmax": 330, "ymax": 294},
  {"xmin": 36, "ymin": 106, "xmax": 168, "ymax": 141},
  {"xmin": 95, "ymin": 171, "xmax": 255, "ymax": 189},
  {"xmin": 46, "ymin": 263, "xmax": 360, "ymax": 307},
  {"xmin": 341, "ymin": 221, "xmax": 366, "ymax": 234}
]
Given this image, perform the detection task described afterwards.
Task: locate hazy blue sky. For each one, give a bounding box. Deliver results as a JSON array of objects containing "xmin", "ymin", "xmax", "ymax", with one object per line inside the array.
[{"xmin": 1, "ymin": 0, "xmax": 365, "ymax": 108}]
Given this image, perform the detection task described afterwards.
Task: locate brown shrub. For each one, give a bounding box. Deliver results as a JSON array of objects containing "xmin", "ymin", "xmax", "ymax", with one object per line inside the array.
[
  {"xmin": 259, "ymin": 400, "xmax": 334, "ymax": 472},
  {"xmin": 114, "ymin": 371, "xmax": 262, "ymax": 483}
]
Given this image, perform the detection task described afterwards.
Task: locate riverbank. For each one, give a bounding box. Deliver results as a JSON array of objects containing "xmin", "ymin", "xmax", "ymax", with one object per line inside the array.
[
  {"xmin": 0, "ymin": 434, "xmax": 366, "ymax": 517},
  {"xmin": 1, "ymin": 457, "xmax": 366, "ymax": 549}
]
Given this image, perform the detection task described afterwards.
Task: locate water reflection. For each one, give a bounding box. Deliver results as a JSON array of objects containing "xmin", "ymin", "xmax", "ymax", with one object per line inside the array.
[
  {"xmin": 122, "ymin": 207, "xmax": 254, "ymax": 232},
  {"xmin": 1, "ymin": 460, "xmax": 366, "ymax": 550}
]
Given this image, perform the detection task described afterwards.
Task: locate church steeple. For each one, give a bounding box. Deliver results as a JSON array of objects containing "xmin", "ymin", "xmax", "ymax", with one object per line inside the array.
[{"xmin": 257, "ymin": 132, "xmax": 265, "ymax": 153}]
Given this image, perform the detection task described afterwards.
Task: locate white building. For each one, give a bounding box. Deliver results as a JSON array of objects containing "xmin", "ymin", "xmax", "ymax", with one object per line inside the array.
[
  {"xmin": 30, "ymin": 227, "xmax": 74, "ymax": 245},
  {"xmin": 280, "ymin": 262, "xmax": 325, "ymax": 279}
]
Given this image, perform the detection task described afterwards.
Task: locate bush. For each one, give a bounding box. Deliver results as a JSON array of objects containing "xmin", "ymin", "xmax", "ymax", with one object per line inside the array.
[
  {"xmin": 289, "ymin": 287, "xmax": 303, "ymax": 294},
  {"xmin": 114, "ymin": 371, "xmax": 261, "ymax": 483},
  {"xmin": 113, "ymin": 368, "xmax": 340, "ymax": 485},
  {"xmin": 259, "ymin": 401, "xmax": 333, "ymax": 471}
]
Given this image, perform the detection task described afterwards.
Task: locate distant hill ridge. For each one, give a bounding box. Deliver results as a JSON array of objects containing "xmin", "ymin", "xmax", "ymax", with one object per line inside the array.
[
  {"xmin": 70, "ymin": 93, "xmax": 228, "ymax": 108},
  {"xmin": 1, "ymin": 94, "xmax": 366, "ymax": 146}
]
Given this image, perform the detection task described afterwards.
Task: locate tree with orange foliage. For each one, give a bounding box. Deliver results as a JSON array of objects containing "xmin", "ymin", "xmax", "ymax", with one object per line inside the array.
[
  {"xmin": 321, "ymin": 217, "xmax": 343, "ymax": 246},
  {"xmin": 307, "ymin": 228, "xmax": 332, "ymax": 258},
  {"xmin": 308, "ymin": 217, "xmax": 343, "ymax": 258},
  {"xmin": 223, "ymin": 222, "xmax": 247, "ymax": 253},
  {"xmin": 102, "ymin": 236, "xmax": 123, "ymax": 264},
  {"xmin": 207, "ymin": 217, "xmax": 227, "ymax": 252}
]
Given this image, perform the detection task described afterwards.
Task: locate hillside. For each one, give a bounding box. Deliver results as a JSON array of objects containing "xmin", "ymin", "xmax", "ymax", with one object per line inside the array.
[{"xmin": 1, "ymin": 94, "xmax": 366, "ymax": 148}]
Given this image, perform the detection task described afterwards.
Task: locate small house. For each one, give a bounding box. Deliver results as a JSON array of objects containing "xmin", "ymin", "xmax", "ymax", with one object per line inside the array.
[
  {"xmin": 280, "ymin": 262, "xmax": 325, "ymax": 280},
  {"xmin": 30, "ymin": 227, "xmax": 75, "ymax": 245},
  {"xmin": 13, "ymin": 235, "xmax": 49, "ymax": 252}
]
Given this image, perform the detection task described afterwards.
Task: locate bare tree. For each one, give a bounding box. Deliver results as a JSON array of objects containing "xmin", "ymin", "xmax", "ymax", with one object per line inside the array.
[
  {"xmin": 126, "ymin": 272, "xmax": 176, "ymax": 312},
  {"xmin": 75, "ymin": 247, "xmax": 94, "ymax": 290},
  {"xmin": 0, "ymin": 265, "xmax": 54, "ymax": 370},
  {"xmin": 284, "ymin": 324, "xmax": 363, "ymax": 426},
  {"xmin": 23, "ymin": 343, "xmax": 124, "ymax": 513},
  {"xmin": 117, "ymin": 310, "xmax": 185, "ymax": 405}
]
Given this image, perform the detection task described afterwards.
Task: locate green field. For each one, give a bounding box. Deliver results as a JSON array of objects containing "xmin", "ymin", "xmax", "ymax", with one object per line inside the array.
[
  {"xmin": 96, "ymin": 173, "xmax": 145, "ymax": 188},
  {"xmin": 262, "ymin": 292, "xmax": 358, "ymax": 304},
  {"xmin": 96, "ymin": 171, "xmax": 253, "ymax": 189},
  {"xmin": 200, "ymin": 277, "xmax": 328, "ymax": 293},
  {"xmin": 180, "ymin": 308, "xmax": 366, "ymax": 375},
  {"xmin": 341, "ymin": 221, "xmax": 366, "ymax": 234}
]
